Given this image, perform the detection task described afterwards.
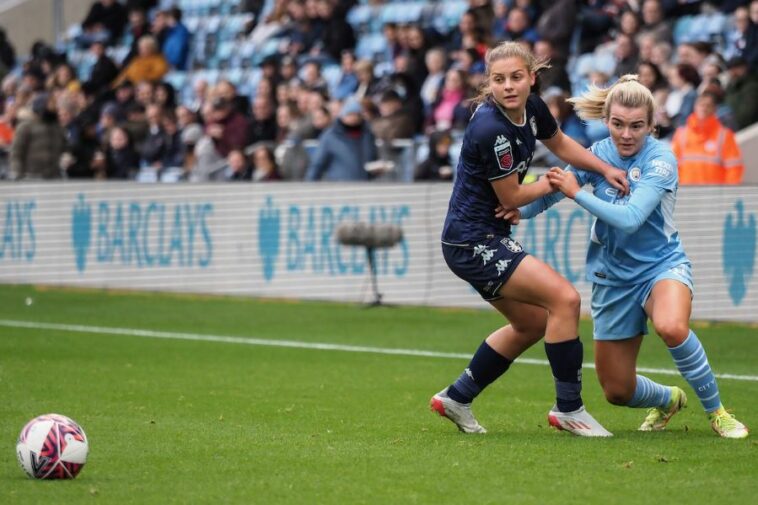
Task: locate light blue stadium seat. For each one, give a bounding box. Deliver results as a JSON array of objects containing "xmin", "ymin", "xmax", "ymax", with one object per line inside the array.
[
  {"xmin": 673, "ymin": 16, "xmax": 693, "ymax": 44},
  {"xmin": 165, "ymin": 71, "xmax": 189, "ymax": 92},
  {"xmin": 355, "ymin": 33, "xmax": 387, "ymax": 60}
]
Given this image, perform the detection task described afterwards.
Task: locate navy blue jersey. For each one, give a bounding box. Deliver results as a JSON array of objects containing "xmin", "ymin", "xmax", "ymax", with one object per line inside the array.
[{"xmin": 442, "ymin": 94, "xmax": 558, "ymax": 245}]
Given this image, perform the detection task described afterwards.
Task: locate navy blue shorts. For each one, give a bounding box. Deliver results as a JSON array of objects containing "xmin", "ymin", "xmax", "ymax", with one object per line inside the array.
[{"xmin": 442, "ymin": 236, "xmax": 528, "ymax": 301}]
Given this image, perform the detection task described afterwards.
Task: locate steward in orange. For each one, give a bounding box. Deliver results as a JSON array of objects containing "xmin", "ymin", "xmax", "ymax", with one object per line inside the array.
[{"xmin": 672, "ymin": 91, "xmax": 743, "ymax": 185}]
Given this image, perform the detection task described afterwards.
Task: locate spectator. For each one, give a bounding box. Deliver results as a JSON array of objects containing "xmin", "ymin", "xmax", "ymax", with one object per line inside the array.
[
  {"xmin": 301, "ymin": 60, "xmax": 328, "ymax": 92},
  {"xmin": 415, "ymin": 130, "xmax": 454, "ymax": 181},
  {"xmin": 420, "ymin": 48, "xmax": 447, "ymax": 112},
  {"xmin": 743, "ymin": 0, "xmax": 758, "ymax": 72},
  {"xmin": 113, "ymin": 36, "xmax": 169, "ymax": 88},
  {"xmin": 247, "ymin": 95, "xmax": 278, "ymax": 145},
  {"xmin": 638, "ymin": 0, "xmax": 672, "ymax": 43},
  {"xmin": 122, "ymin": 7, "xmax": 151, "ymax": 66},
  {"xmin": 353, "ymin": 59, "xmax": 378, "ymax": 101},
  {"xmin": 430, "ymin": 69, "xmax": 470, "ymax": 132},
  {"xmin": 0, "ymin": 28, "xmax": 16, "ymax": 78},
  {"xmin": 205, "ymin": 96, "xmax": 250, "ymax": 159},
  {"xmin": 332, "ymin": 50, "xmax": 359, "ymax": 101},
  {"xmin": 535, "ymin": 0, "xmax": 577, "ymax": 59},
  {"xmin": 59, "ymin": 99, "xmax": 98, "ymax": 178},
  {"xmin": 637, "ymin": 60, "xmax": 667, "ymax": 92},
  {"xmin": 533, "ymin": 40, "xmax": 571, "ymax": 93},
  {"xmin": 371, "ymin": 90, "xmax": 416, "ymax": 142},
  {"xmin": 250, "ymin": 144, "xmax": 282, "ymax": 181},
  {"xmin": 545, "ymin": 89, "xmax": 590, "ymax": 148},
  {"xmin": 9, "ymin": 94, "xmax": 65, "ymax": 180},
  {"xmin": 672, "ymin": 92, "xmax": 744, "ymax": 185},
  {"xmin": 723, "ymin": 6, "xmax": 749, "ymax": 61},
  {"xmin": 134, "ymin": 80, "xmax": 154, "ymax": 107},
  {"xmin": 315, "ymin": 0, "xmax": 356, "ymax": 61},
  {"xmin": 576, "ymin": 0, "xmax": 616, "ymax": 54},
  {"xmin": 214, "ymin": 79, "xmax": 250, "ymax": 117},
  {"xmin": 159, "ymin": 110, "xmax": 184, "ymax": 169},
  {"xmin": 154, "ymin": 81, "xmax": 177, "ymax": 110},
  {"xmin": 613, "ymin": 33, "xmax": 639, "ymax": 78},
  {"xmin": 305, "ymin": 98, "xmax": 377, "ymax": 181},
  {"xmin": 150, "ymin": 9, "xmax": 170, "ymax": 49},
  {"xmin": 502, "ymin": 7, "xmax": 540, "ymax": 43},
  {"xmin": 81, "ymin": 0, "xmax": 128, "ymax": 46},
  {"xmin": 724, "ymin": 56, "xmax": 758, "ymax": 130},
  {"xmin": 103, "ymin": 125, "xmax": 140, "ymax": 179},
  {"xmin": 175, "ymin": 105, "xmax": 197, "ymax": 130},
  {"xmin": 47, "ymin": 63, "xmax": 81, "ymax": 95},
  {"xmin": 618, "ymin": 9, "xmax": 641, "ymax": 38},
  {"xmin": 140, "ymin": 103, "xmax": 166, "ymax": 167},
  {"xmin": 665, "ymin": 63, "xmax": 700, "ymax": 128},
  {"xmin": 162, "ymin": 8, "xmax": 191, "ymax": 71},
  {"xmin": 677, "ymin": 42, "xmax": 712, "ymax": 73},
  {"xmin": 84, "ymin": 41, "xmax": 119, "ymax": 94},
  {"xmin": 224, "ymin": 149, "xmax": 253, "ymax": 181}
]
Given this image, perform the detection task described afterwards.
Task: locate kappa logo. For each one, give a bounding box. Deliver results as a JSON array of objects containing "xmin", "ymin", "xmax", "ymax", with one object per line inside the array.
[
  {"xmin": 494, "ymin": 137, "xmax": 513, "ymax": 172},
  {"xmin": 473, "ymin": 244, "xmax": 496, "ymax": 264},
  {"xmin": 529, "ymin": 116, "xmax": 537, "ymax": 136},
  {"xmin": 496, "ymin": 259, "xmax": 511, "ymax": 275}
]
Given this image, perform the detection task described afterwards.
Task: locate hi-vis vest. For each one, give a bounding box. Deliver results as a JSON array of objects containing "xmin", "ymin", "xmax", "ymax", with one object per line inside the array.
[{"xmin": 672, "ymin": 114, "xmax": 744, "ymax": 185}]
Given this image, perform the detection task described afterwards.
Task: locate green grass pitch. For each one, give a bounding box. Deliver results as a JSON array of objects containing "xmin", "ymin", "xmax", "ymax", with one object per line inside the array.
[{"xmin": 1, "ymin": 285, "xmax": 756, "ymax": 504}]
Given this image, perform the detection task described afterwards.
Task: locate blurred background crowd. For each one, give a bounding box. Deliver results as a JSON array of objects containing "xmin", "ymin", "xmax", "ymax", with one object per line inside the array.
[{"xmin": 0, "ymin": 0, "xmax": 755, "ymax": 183}]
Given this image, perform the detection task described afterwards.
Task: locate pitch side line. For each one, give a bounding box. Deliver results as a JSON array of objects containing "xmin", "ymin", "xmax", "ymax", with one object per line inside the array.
[{"xmin": 1, "ymin": 319, "xmax": 757, "ymax": 382}]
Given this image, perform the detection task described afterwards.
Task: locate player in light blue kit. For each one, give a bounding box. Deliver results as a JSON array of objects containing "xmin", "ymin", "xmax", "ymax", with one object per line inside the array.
[{"xmin": 517, "ymin": 75, "xmax": 748, "ymax": 438}]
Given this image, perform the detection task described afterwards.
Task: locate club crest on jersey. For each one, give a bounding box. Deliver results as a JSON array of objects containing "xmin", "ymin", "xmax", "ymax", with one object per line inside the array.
[
  {"xmin": 530, "ymin": 116, "xmax": 537, "ymax": 136},
  {"xmin": 500, "ymin": 237, "xmax": 523, "ymax": 253},
  {"xmin": 494, "ymin": 136, "xmax": 513, "ymax": 171},
  {"xmin": 629, "ymin": 167, "xmax": 642, "ymax": 181}
]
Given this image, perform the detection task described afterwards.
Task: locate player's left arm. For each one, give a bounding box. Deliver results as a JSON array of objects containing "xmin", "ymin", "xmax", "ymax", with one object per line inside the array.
[
  {"xmin": 542, "ymin": 130, "xmax": 629, "ymax": 195},
  {"xmin": 547, "ymin": 153, "xmax": 674, "ymax": 234}
]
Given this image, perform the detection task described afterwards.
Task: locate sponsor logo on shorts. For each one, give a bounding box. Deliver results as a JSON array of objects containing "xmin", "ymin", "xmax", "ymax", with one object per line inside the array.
[
  {"xmin": 496, "ymin": 259, "xmax": 512, "ymax": 275},
  {"xmin": 500, "ymin": 237, "xmax": 523, "ymax": 253}
]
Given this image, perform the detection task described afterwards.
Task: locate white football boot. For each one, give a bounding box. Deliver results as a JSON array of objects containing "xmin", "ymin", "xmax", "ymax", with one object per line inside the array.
[
  {"xmin": 429, "ymin": 388, "xmax": 487, "ymax": 434},
  {"xmin": 548, "ymin": 405, "xmax": 613, "ymax": 437}
]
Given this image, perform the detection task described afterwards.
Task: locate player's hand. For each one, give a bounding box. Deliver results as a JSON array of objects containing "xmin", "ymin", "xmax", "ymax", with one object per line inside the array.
[
  {"xmin": 546, "ymin": 168, "xmax": 581, "ymax": 199},
  {"xmin": 494, "ymin": 205, "xmax": 521, "ymax": 225},
  {"xmin": 604, "ymin": 166, "xmax": 629, "ymax": 195}
]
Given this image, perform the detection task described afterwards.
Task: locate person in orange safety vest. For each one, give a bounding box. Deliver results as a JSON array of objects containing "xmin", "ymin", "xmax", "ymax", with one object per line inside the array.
[{"xmin": 672, "ymin": 91, "xmax": 744, "ymax": 184}]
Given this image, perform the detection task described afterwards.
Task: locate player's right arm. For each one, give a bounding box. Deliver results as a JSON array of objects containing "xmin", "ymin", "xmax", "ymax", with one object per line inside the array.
[
  {"xmin": 475, "ymin": 121, "xmax": 553, "ymax": 209},
  {"xmin": 491, "ymin": 171, "xmax": 553, "ymax": 209}
]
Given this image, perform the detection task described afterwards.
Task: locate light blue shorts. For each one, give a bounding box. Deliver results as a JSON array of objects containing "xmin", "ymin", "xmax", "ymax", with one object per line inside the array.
[{"xmin": 591, "ymin": 263, "xmax": 694, "ymax": 341}]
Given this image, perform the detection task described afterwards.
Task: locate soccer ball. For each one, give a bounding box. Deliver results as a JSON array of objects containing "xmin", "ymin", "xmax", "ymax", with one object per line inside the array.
[{"xmin": 16, "ymin": 414, "xmax": 89, "ymax": 479}]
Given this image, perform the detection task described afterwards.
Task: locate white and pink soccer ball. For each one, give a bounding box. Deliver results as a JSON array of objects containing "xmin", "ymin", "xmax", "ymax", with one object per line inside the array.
[{"xmin": 16, "ymin": 414, "xmax": 89, "ymax": 479}]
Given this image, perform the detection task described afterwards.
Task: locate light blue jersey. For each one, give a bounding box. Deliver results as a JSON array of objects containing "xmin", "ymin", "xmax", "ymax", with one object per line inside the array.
[{"xmin": 521, "ymin": 135, "xmax": 688, "ymax": 286}]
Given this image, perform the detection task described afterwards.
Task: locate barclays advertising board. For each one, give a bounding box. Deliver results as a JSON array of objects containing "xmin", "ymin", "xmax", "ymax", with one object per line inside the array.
[{"xmin": 0, "ymin": 183, "xmax": 755, "ymax": 321}]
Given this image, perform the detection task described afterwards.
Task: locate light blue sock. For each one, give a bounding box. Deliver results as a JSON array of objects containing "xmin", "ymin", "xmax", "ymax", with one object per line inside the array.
[
  {"xmin": 627, "ymin": 375, "xmax": 671, "ymax": 408},
  {"xmin": 668, "ymin": 331, "xmax": 721, "ymax": 413}
]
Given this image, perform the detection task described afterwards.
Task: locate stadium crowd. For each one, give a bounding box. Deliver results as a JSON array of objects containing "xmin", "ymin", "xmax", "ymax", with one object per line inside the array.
[{"xmin": 0, "ymin": 0, "xmax": 756, "ymax": 183}]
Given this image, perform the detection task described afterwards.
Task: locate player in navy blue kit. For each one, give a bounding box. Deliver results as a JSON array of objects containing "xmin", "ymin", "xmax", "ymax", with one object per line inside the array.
[
  {"xmin": 523, "ymin": 75, "xmax": 748, "ymax": 438},
  {"xmin": 429, "ymin": 42, "xmax": 629, "ymax": 436}
]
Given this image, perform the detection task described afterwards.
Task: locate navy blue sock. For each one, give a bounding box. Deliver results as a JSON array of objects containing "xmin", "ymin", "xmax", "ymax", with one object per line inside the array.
[
  {"xmin": 447, "ymin": 341, "xmax": 512, "ymax": 404},
  {"xmin": 544, "ymin": 338, "xmax": 584, "ymax": 413}
]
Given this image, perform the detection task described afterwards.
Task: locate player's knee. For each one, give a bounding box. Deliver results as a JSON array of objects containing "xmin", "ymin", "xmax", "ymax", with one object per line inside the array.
[
  {"xmin": 556, "ymin": 287, "xmax": 581, "ymax": 314},
  {"xmin": 602, "ymin": 384, "xmax": 633, "ymax": 406},
  {"xmin": 654, "ymin": 319, "xmax": 689, "ymax": 346}
]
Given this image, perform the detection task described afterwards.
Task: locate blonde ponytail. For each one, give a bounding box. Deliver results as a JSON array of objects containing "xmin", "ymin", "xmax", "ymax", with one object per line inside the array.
[{"xmin": 567, "ymin": 74, "xmax": 656, "ymax": 125}]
